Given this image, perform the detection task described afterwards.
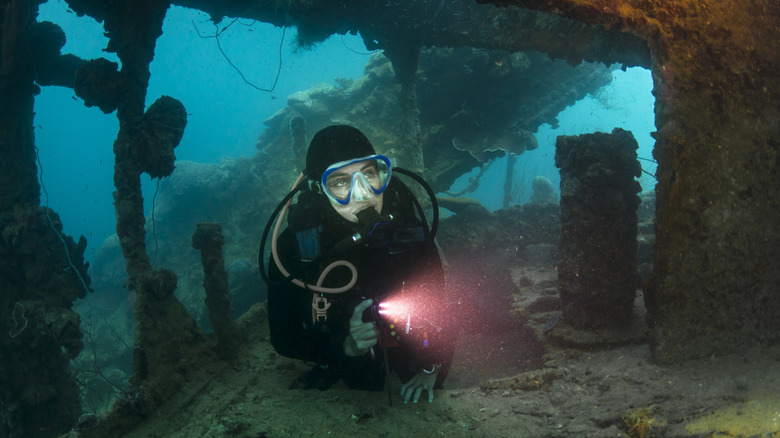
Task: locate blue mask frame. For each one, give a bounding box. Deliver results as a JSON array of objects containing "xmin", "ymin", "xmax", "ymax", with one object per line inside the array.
[{"xmin": 320, "ymin": 154, "xmax": 392, "ymax": 205}]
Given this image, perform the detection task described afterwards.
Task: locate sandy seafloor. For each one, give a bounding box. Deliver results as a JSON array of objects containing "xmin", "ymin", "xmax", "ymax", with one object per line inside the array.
[{"xmin": 116, "ymin": 267, "xmax": 780, "ymax": 438}]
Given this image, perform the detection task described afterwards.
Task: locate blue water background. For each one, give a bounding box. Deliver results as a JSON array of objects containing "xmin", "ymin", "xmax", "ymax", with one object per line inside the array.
[{"xmin": 34, "ymin": 0, "xmax": 655, "ymax": 262}]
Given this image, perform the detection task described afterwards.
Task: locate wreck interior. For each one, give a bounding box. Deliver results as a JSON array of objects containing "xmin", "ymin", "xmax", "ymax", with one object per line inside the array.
[
  {"xmin": 1, "ymin": 0, "xmax": 778, "ymax": 437},
  {"xmin": 36, "ymin": 1, "xmax": 659, "ymax": 255}
]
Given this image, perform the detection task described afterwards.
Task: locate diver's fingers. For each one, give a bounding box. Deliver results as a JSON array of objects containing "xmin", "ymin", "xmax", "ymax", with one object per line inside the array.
[
  {"xmin": 351, "ymin": 322, "xmax": 378, "ymax": 342},
  {"xmin": 352, "ymin": 321, "xmax": 377, "ymax": 336},
  {"xmin": 427, "ymin": 387, "xmax": 435, "ymax": 403},
  {"xmin": 400, "ymin": 381, "xmax": 413, "ymax": 403},
  {"xmin": 413, "ymin": 385, "xmax": 424, "ymax": 403},
  {"xmin": 353, "ymin": 328, "xmax": 378, "ymax": 350},
  {"xmin": 350, "ymin": 299, "xmax": 373, "ymax": 325},
  {"xmin": 354, "ymin": 338, "xmax": 377, "ymax": 351}
]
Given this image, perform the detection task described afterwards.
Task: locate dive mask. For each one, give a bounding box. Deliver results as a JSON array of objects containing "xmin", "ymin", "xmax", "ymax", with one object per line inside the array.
[{"xmin": 320, "ymin": 154, "xmax": 392, "ymax": 205}]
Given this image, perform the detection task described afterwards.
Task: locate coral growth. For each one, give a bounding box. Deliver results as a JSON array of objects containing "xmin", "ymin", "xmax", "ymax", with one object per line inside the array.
[
  {"xmin": 140, "ymin": 96, "xmax": 187, "ymax": 179},
  {"xmin": 621, "ymin": 405, "xmax": 667, "ymax": 438},
  {"xmin": 530, "ymin": 176, "xmax": 558, "ymax": 205}
]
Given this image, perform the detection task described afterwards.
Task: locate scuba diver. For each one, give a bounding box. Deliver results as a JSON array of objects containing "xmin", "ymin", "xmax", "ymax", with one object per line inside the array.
[{"xmin": 260, "ymin": 125, "xmax": 455, "ymax": 404}]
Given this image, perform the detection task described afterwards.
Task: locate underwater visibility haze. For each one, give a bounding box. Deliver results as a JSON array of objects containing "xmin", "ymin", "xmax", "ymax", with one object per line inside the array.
[{"xmin": 1, "ymin": 0, "xmax": 779, "ymax": 437}]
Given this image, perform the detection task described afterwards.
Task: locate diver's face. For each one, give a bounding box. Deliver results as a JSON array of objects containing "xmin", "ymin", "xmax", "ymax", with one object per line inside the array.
[{"xmin": 325, "ymin": 161, "xmax": 384, "ymax": 223}]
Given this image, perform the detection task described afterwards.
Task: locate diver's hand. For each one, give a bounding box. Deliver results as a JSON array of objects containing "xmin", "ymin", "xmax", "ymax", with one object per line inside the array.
[
  {"xmin": 400, "ymin": 371, "xmax": 438, "ymax": 404},
  {"xmin": 343, "ymin": 299, "xmax": 379, "ymax": 357}
]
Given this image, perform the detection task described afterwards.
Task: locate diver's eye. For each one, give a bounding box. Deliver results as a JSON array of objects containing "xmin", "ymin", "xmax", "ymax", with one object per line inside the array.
[
  {"xmin": 326, "ymin": 177, "xmax": 351, "ymax": 200},
  {"xmin": 363, "ymin": 170, "xmax": 376, "ymax": 179},
  {"xmin": 331, "ymin": 178, "xmax": 349, "ymax": 188}
]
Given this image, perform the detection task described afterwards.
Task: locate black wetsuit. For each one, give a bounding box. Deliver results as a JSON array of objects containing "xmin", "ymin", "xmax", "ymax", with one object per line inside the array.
[{"xmin": 267, "ymin": 180, "xmax": 454, "ymax": 390}]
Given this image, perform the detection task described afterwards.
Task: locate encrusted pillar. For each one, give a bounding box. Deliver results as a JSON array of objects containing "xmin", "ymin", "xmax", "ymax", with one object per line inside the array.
[
  {"xmin": 0, "ymin": 0, "xmax": 39, "ymax": 212},
  {"xmin": 1, "ymin": 1, "xmax": 87, "ymax": 436},
  {"xmin": 0, "ymin": 209, "xmax": 89, "ymax": 438},
  {"xmin": 192, "ymin": 223, "xmax": 241, "ymax": 359},
  {"xmin": 503, "ymin": 153, "xmax": 517, "ymax": 208},
  {"xmin": 384, "ymin": 41, "xmax": 424, "ymax": 175},
  {"xmin": 68, "ymin": 0, "xmax": 206, "ymax": 428},
  {"xmin": 555, "ymin": 128, "xmax": 642, "ymax": 329},
  {"xmin": 383, "ymin": 40, "xmax": 434, "ymax": 215},
  {"xmin": 289, "ymin": 115, "xmax": 307, "ymax": 174}
]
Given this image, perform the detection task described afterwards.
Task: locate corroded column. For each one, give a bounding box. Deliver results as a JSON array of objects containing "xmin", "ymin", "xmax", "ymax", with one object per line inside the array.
[
  {"xmin": 1, "ymin": 1, "xmax": 87, "ymax": 436},
  {"xmin": 192, "ymin": 223, "xmax": 241, "ymax": 359},
  {"xmin": 503, "ymin": 153, "xmax": 517, "ymax": 208},
  {"xmin": 0, "ymin": 0, "xmax": 39, "ymax": 212},
  {"xmin": 555, "ymin": 128, "xmax": 642, "ymax": 329},
  {"xmin": 384, "ymin": 41, "xmax": 424, "ymax": 175},
  {"xmin": 69, "ymin": 0, "xmax": 205, "ymax": 425}
]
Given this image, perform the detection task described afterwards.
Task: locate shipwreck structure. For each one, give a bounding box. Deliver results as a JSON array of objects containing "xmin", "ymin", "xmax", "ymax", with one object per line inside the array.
[
  {"xmin": 555, "ymin": 128, "xmax": 643, "ymax": 329},
  {"xmin": 0, "ymin": 0, "xmax": 778, "ymax": 436}
]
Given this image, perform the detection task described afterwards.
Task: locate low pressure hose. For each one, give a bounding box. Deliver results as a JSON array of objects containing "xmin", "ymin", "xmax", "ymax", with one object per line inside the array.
[{"xmin": 261, "ymin": 173, "xmax": 358, "ymax": 294}]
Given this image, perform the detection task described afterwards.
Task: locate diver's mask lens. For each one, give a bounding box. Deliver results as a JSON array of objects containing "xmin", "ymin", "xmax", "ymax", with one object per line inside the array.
[{"xmin": 321, "ymin": 155, "xmax": 392, "ymax": 205}]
